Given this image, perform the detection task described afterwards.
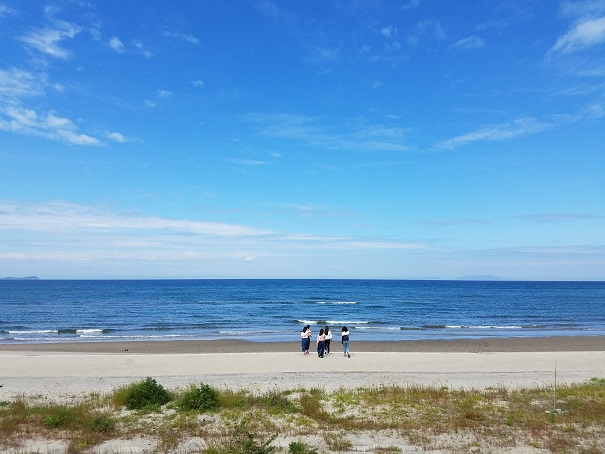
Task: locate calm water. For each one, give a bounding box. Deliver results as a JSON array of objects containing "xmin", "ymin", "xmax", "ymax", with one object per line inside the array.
[{"xmin": 1, "ymin": 279, "xmax": 604, "ymax": 343}]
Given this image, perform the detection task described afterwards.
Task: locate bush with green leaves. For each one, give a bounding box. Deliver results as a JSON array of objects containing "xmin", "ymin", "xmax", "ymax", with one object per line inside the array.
[
  {"xmin": 177, "ymin": 383, "xmax": 218, "ymax": 412},
  {"xmin": 117, "ymin": 377, "xmax": 171, "ymax": 410},
  {"xmin": 89, "ymin": 415, "xmax": 115, "ymax": 432},
  {"xmin": 42, "ymin": 407, "xmax": 78, "ymax": 428},
  {"xmin": 205, "ymin": 431, "xmax": 277, "ymax": 454},
  {"xmin": 288, "ymin": 440, "xmax": 318, "ymax": 454}
]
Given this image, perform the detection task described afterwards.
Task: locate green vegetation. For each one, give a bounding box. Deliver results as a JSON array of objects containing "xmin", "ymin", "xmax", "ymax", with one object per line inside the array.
[
  {"xmin": 1, "ymin": 378, "xmax": 604, "ymax": 452},
  {"xmin": 177, "ymin": 383, "xmax": 219, "ymax": 412},
  {"xmin": 288, "ymin": 440, "xmax": 318, "ymax": 454},
  {"xmin": 113, "ymin": 376, "xmax": 171, "ymax": 411}
]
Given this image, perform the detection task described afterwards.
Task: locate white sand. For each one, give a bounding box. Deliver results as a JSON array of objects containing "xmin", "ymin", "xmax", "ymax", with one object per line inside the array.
[
  {"xmin": 1, "ymin": 348, "xmax": 604, "ymax": 453},
  {"xmin": 2, "ymin": 350, "xmax": 604, "ymax": 401}
]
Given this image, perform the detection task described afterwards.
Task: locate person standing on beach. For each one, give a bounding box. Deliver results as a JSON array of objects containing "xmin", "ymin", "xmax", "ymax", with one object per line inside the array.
[
  {"xmin": 300, "ymin": 326, "xmax": 308, "ymax": 354},
  {"xmin": 301, "ymin": 325, "xmax": 311, "ymax": 355},
  {"xmin": 341, "ymin": 326, "xmax": 350, "ymax": 358},
  {"xmin": 317, "ymin": 328, "xmax": 326, "ymax": 358},
  {"xmin": 324, "ymin": 326, "xmax": 332, "ymax": 355}
]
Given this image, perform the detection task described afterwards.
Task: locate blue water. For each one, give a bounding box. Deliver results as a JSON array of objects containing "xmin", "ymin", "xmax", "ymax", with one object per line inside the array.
[{"xmin": 1, "ymin": 280, "xmax": 604, "ymax": 343}]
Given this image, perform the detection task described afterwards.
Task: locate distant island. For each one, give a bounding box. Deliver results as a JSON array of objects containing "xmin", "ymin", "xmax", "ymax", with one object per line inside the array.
[{"xmin": 1, "ymin": 276, "xmax": 40, "ymax": 280}]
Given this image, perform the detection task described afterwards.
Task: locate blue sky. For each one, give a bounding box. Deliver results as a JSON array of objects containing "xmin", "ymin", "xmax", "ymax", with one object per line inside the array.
[{"xmin": 1, "ymin": 1, "xmax": 604, "ymax": 280}]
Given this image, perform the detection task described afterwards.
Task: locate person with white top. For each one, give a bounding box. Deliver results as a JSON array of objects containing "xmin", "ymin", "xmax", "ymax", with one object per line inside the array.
[
  {"xmin": 300, "ymin": 325, "xmax": 311, "ymax": 355},
  {"xmin": 316, "ymin": 328, "xmax": 326, "ymax": 358},
  {"xmin": 324, "ymin": 325, "xmax": 332, "ymax": 355},
  {"xmin": 341, "ymin": 326, "xmax": 350, "ymax": 358}
]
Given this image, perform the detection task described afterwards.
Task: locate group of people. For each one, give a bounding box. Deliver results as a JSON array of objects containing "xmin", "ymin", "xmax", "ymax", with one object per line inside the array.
[{"xmin": 300, "ymin": 325, "xmax": 350, "ymax": 358}]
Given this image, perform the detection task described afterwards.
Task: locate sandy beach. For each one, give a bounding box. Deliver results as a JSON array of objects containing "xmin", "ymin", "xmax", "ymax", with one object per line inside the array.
[
  {"xmin": 1, "ymin": 336, "xmax": 604, "ymax": 401},
  {"xmin": 1, "ymin": 336, "xmax": 604, "ymax": 453}
]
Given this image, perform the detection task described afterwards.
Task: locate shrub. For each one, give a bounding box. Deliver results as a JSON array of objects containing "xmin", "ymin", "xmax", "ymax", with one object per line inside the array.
[
  {"xmin": 289, "ymin": 440, "xmax": 318, "ymax": 454},
  {"xmin": 44, "ymin": 413, "xmax": 69, "ymax": 428},
  {"xmin": 177, "ymin": 383, "xmax": 218, "ymax": 412},
  {"xmin": 205, "ymin": 430, "xmax": 277, "ymax": 454},
  {"xmin": 117, "ymin": 377, "xmax": 171, "ymax": 410},
  {"xmin": 43, "ymin": 406, "xmax": 78, "ymax": 428},
  {"xmin": 256, "ymin": 391, "xmax": 298, "ymax": 414},
  {"xmin": 89, "ymin": 415, "xmax": 114, "ymax": 432},
  {"xmin": 242, "ymin": 432, "xmax": 277, "ymax": 454}
]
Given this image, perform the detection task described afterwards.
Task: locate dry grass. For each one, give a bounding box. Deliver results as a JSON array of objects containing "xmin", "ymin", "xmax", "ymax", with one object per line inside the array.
[{"xmin": 1, "ymin": 378, "xmax": 604, "ymax": 453}]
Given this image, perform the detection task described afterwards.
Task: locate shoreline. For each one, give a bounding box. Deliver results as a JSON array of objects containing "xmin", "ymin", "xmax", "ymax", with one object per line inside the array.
[{"xmin": 1, "ymin": 334, "xmax": 604, "ymax": 354}]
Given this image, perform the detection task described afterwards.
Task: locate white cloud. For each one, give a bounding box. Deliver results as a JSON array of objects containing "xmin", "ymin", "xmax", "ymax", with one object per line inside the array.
[
  {"xmin": 18, "ymin": 21, "xmax": 82, "ymax": 59},
  {"xmin": 162, "ymin": 30, "xmax": 199, "ymax": 44},
  {"xmin": 560, "ymin": 0, "xmax": 605, "ymax": 18},
  {"xmin": 108, "ymin": 36, "xmax": 125, "ymax": 52},
  {"xmin": 550, "ymin": 16, "xmax": 605, "ymax": 54},
  {"xmin": 402, "ymin": 0, "xmax": 421, "ymax": 9},
  {"xmin": 192, "ymin": 80, "xmax": 205, "ymax": 87},
  {"xmin": 144, "ymin": 99, "xmax": 156, "ymax": 108},
  {"xmin": 449, "ymin": 36, "xmax": 485, "ymax": 50},
  {"xmin": 246, "ymin": 113, "xmax": 412, "ymax": 152},
  {"xmin": 228, "ymin": 159, "xmax": 270, "ymax": 166},
  {"xmin": 517, "ymin": 213, "xmax": 601, "ymax": 223},
  {"xmin": 89, "ymin": 28, "xmax": 102, "ymax": 41},
  {"xmin": 0, "ymin": 4, "xmax": 17, "ymax": 16},
  {"xmin": 107, "ymin": 132, "xmax": 126, "ymax": 143},
  {"xmin": 0, "ymin": 68, "xmax": 46, "ymax": 100},
  {"xmin": 408, "ymin": 20, "xmax": 446, "ymax": 46},
  {"xmin": 132, "ymin": 40, "xmax": 152, "ymax": 59},
  {"xmin": 380, "ymin": 26, "xmax": 397, "ymax": 38},
  {"xmin": 157, "ymin": 89, "xmax": 172, "ymax": 98},
  {"xmin": 0, "ymin": 200, "xmax": 272, "ymax": 236},
  {"xmin": 414, "ymin": 218, "xmax": 491, "ymax": 227},
  {"xmin": 436, "ymin": 117, "xmax": 553, "ymax": 150},
  {"xmin": 583, "ymin": 101, "xmax": 605, "ymax": 119},
  {"xmin": 0, "ymin": 106, "xmax": 100, "ymax": 145}
]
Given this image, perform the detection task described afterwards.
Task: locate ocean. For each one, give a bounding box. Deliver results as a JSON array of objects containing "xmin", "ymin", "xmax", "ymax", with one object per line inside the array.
[{"xmin": 1, "ymin": 279, "xmax": 604, "ymax": 344}]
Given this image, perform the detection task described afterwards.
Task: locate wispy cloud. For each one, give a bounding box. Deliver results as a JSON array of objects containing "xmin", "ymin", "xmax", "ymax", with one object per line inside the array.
[
  {"xmin": 517, "ymin": 213, "xmax": 602, "ymax": 223},
  {"xmin": 560, "ymin": 0, "xmax": 605, "ymax": 18},
  {"xmin": 0, "ymin": 68, "xmax": 46, "ymax": 100},
  {"xmin": 228, "ymin": 159, "xmax": 270, "ymax": 166},
  {"xmin": 0, "ymin": 200, "xmax": 428, "ymax": 269},
  {"xmin": 550, "ymin": 16, "xmax": 605, "ymax": 54},
  {"xmin": 0, "ymin": 4, "xmax": 16, "ymax": 16},
  {"xmin": 0, "ymin": 106, "xmax": 100, "ymax": 145},
  {"xmin": 108, "ymin": 36, "xmax": 125, "ymax": 52},
  {"xmin": 0, "ymin": 67, "xmax": 111, "ymax": 145},
  {"xmin": 435, "ymin": 117, "xmax": 554, "ymax": 150},
  {"xmin": 132, "ymin": 40, "xmax": 152, "ymax": 59},
  {"xmin": 162, "ymin": 30, "xmax": 199, "ymax": 44},
  {"xmin": 0, "ymin": 200, "xmax": 271, "ymax": 236},
  {"xmin": 282, "ymin": 203, "xmax": 355, "ymax": 218},
  {"xmin": 380, "ymin": 26, "xmax": 397, "ymax": 38},
  {"xmin": 449, "ymin": 36, "xmax": 485, "ymax": 50},
  {"xmin": 408, "ymin": 20, "xmax": 446, "ymax": 46},
  {"xmin": 18, "ymin": 20, "xmax": 81, "ymax": 59},
  {"xmin": 245, "ymin": 113, "xmax": 412, "ymax": 152},
  {"xmin": 414, "ymin": 218, "xmax": 491, "ymax": 227},
  {"xmin": 107, "ymin": 132, "xmax": 127, "ymax": 143}
]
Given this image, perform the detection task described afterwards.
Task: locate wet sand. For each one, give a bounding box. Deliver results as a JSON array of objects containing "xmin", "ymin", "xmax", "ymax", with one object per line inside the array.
[{"xmin": 1, "ymin": 335, "xmax": 604, "ymax": 354}]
